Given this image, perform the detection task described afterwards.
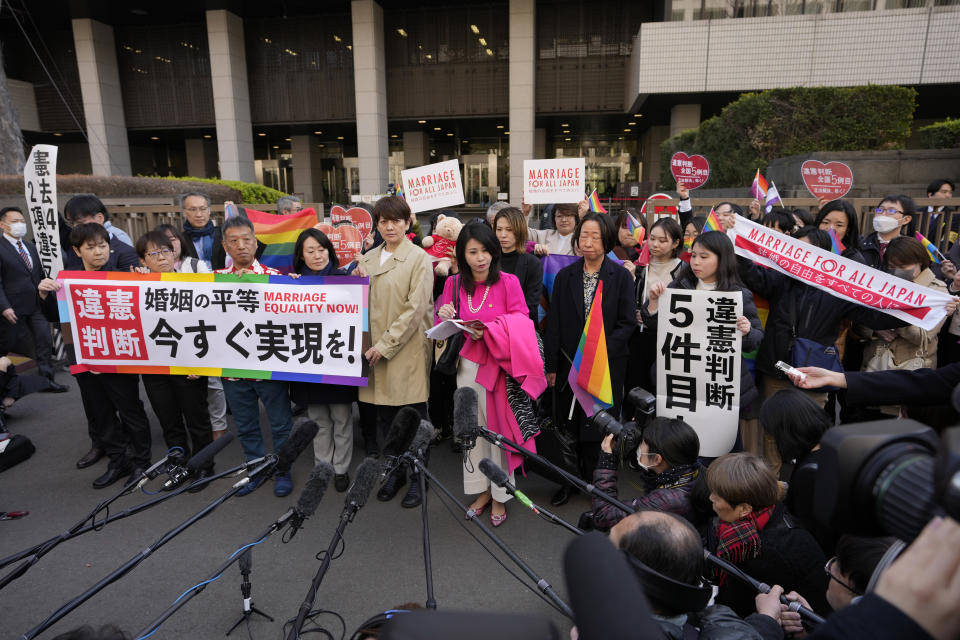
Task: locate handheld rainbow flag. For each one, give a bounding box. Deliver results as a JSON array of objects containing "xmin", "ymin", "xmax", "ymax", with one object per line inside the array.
[
  {"xmin": 827, "ymin": 228, "xmax": 846, "ymax": 255},
  {"xmin": 915, "ymin": 232, "xmax": 944, "ymax": 264},
  {"xmin": 568, "ymin": 280, "xmax": 613, "ymax": 417},
  {"xmin": 765, "ymin": 182, "xmax": 783, "ymax": 213},
  {"xmin": 703, "ymin": 208, "xmax": 724, "ymax": 233},
  {"xmin": 587, "ymin": 189, "xmax": 607, "ymax": 214},
  {"xmin": 627, "ymin": 214, "xmax": 645, "ymax": 244},
  {"xmin": 750, "ymin": 169, "xmax": 769, "ymax": 200},
  {"xmin": 394, "ymin": 182, "xmax": 405, "ymax": 199},
  {"xmin": 244, "ymin": 207, "xmax": 319, "ymax": 274}
]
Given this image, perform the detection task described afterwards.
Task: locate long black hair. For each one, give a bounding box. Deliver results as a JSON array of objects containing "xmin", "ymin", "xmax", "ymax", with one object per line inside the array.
[
  {"xmin": 815, "ymin": 199, "xmax": 861, "ymax": 247},
  {"xmin": 673, "ymin": 230, "xmax": 742, "ymax": 291},
  {"xmin": 760, "ymin": 389, "xmax": 831, "ymax": 462},
  {"xmin": 651, "ymin": 217, "xmax": 683, "ymax": 258},
  {"xmin": 456, "ymin": 222, "xmax": 501, "ymax": 295},
  {"xmin": 293, "ymin": 228, "xmax": 339, "ymax": 273},
  {"xmin": 156, "ymin": 223, "xmax": 198, "ymax": 259}
]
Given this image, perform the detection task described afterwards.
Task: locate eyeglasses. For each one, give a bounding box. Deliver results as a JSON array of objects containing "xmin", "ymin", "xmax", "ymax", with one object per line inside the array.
[
  {"xmin": 824, "ymin": 557, "xmax": 861, "ymax": 595},
  {"xmin": 875, "ymin": 207, "xmax": 903, "ymax": 216},
  {"xmin": 145, "ymin": 248, "xmax": 173, "ymax": 259},
  {"xmin": 184, "ymin": 206, "xmax": 210, "ymax": 213}
]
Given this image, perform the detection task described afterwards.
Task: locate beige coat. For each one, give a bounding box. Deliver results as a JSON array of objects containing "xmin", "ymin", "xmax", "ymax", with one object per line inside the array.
[{"xmin": 357, "ymin": 239, "xmax": 433, "ymax": 406}]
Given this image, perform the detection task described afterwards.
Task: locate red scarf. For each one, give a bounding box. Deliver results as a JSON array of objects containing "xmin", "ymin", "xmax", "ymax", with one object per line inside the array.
[{"xmin": 714, "ymin": 505, "xmax": 774, "ymax": 584}]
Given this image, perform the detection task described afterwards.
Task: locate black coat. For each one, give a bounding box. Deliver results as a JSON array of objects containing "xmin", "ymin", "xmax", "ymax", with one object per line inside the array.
[
  {"xmin": 62, "ymin": 235, "xmax": 139, "ymax": 272},
  {"xmin": 809, "ymin": 593, "xmax": 932, "ymax": 640},
  {"xmin": 0, "ymin": 237, "xmax": 45, "ymax": 315},
  {"xmin": 845, "ymin": 361, "xmax": 960, "ymax": 407},
  {"xmin": 500, "ymin": 251, "xmax": 543, "ymax": 323},
  {"xmin": 737, "ymin": 257, "xmax": 906, "ymax": 380}
]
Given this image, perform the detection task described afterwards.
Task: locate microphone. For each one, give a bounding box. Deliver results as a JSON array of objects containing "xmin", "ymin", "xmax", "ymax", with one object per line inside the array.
[
  {"xmin": 344, "ymin": 458, "xmax": 379, "ymax": 518},
  {"xmin": 379, "ymin": 408, "xmax": 421, "ymax": 480},
  {"xmin": 276, "ymin": 420, "xmax": 320, "ymax": 475},
  {"xmin": 408, "ymin": 420, "xmax": 434, "ymax": 459},
  {"xmin": 163, "ymin": 433, "xmax": 236, "ymax": 490},
  {"xmin": 478, "ymin": 458, "xmax": 538, "ymax": 514},
  {"xmin": 136, "ymin": 446, "xmax": 185, "ymax": 489},
  {"xmin": 288, "ymin": 462, "xmax": 335, "ymax": 540},
  {"xmin": 453, "ymin": 387, "xmax": 479, "ymax": 452}
]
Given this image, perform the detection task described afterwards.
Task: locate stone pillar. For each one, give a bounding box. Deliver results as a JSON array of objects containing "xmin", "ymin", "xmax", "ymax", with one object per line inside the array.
[
  {"xmin": 351, "ymin": 0, "xmax": 389, "ymax": 195},
  {"xmin": 508, "ymin": 0, "xmax": 536, "ymax": 203},
  {"xmin": 291, "ymin": 135, "xmax": 325, "ymax": 203},
  {"xmin": 535, "ymin": 127, "xmax": 546, "ymax": 160},
  {"xmin": 206, "ymin": 9, "xmax": 255, "ymax": 183},
  {"xmin": 669, "ymin": 103, "xmax": 701, "ymax": 138},
  {"xmin": 403, "ymin": 131, "xmax": 429, "ymax": 168},
  {"xmin": 71, "ymin": 18, "xmax": 131, "ymax": 176},
  {"xmin": 185, "ymin": 138, "xmax": 218, "ymax": 178}
]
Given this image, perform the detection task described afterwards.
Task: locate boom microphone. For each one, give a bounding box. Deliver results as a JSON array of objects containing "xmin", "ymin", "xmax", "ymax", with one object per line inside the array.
[
  {"xmin": 164, "ymin": 433, "xmax": 236, "ymax": 490},
  {"xmin": 345, "ymin": 458, "xmax": 379, "ymax": 516},
  {"xmin": 478, "ymin": 458, "xmax": 538, "ymax": 513},
  {"xmin": 380, "ymin": 408, "xmax": 421, "ymax": 480},
  {"xmin": 409, "ymin": 421, "xmax": 434, "ymax": 459},
  {"xmin": 288, "ymin": 462, "xmax": 335, "ymax": 540},
  {"xmin": 276, "ymin": 420, "xmax": 320, "ymax": 475},
  {"xmin": 453, "ymin": 387, "xmax": 479, "ymax": 451}
]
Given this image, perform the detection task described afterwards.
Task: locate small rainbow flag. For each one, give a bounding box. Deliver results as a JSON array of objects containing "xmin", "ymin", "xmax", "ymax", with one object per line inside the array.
[
  {"xmin": 245, "ymin": 207, "xmax": 319, "ymax": 274},
  {"xmin": 915, "ymin": 232, "xmax": 944, "ymax": 264},
  {"xmin": 587, "ymin": 189, "xmax": 607, "ymax": 214},
  {"xmin": 568, "ymin": 280, "xmax": 613, "ymax": 417},
  {"xmin": 750, "ymin": 169, "xmax": 769, "ymax": 200},
  {"xmin": 627, "ymin": 214, "xmax": 645, "ymax": 244},
  {"xmin": 827, "ymin": 228, "xmax": 845, "ymax": 255},
  {"xmin": 394, "ymin": 182, "xmax": 405, "ymax": 200},
  {"xmin": 703, "ymin": 208, "xmax": 724, "ymax": 233}
]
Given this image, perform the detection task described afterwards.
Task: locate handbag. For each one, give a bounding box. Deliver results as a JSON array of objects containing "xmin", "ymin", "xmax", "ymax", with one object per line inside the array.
[
  {"xmin": 863, "ymin": 331, "xmax": 928, "ymax": 373},
  {"xmin": 787, "ymin": 293, "xmax": 844, "ymax": 389},
  {"xmin": 434, "ymin": 276, "xmax": 464, "ymax": 376}
]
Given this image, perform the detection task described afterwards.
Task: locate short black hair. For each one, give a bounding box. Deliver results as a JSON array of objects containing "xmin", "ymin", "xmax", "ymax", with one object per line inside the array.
[
  {"xmin": 293, "ymin": 227, "xmax": 339, "ymax": 273},
  {"xmin": 760, "ymin": 389, "xmax": 831, "ymax": 462},
  {"xmin": 456, "ymin": 222, "xmax": 502, "ymax": 295},
  {"xmin": 64, "ymin": 194, "xmax": 109, "ymax": 223},
  {"xmin": 793, "ymin": 226, "xmax": 832, "ymax": 252},
  {"xmin": 641, "ymin": 417, "xmax": 700, "ymax": 468},
  {"xmin": 927, "ymin": 179, "xmax": 955, "ymax": 195},
  {"xmin": 792, "ymin": 208, "xmax": 814, "ymax": 227},
  {"xmin": 835, "ymin": 535, "xmax": 898, "ymax": 594},
  {"xmin": 135, "ymin": 229, "xmax": 174, "ymax": 259},
  {"xmin": 155, "ymin": 223, "xmax": 198, "ymax": 259},
  {"xmin": 573, "ymin": 212, "xmax": 616, "ymax": 254},
  {"xmin": 764, "ymin": 208, "xmax": 796, "ymax": 234},
  {"xmin": 878, "ymin": 194, "xmax": 916, "ymax": 218},
  {"xmin": 714, "ymin": 201, "xmax": 744, "ymax": 216},
  {"xmin": 69, "ymin": 222, "xmax": 110, "ymax": 248},
  {"xmin": 0, "ymin": 206, "xmax": 23, "ymax": 221},
  {"xmin": 372, "ymin": 196, "xmax": 410, "ymax": 225},
  {"xmin": 221, "ymin": 216, "xmax": 255, "ymax": 236}
]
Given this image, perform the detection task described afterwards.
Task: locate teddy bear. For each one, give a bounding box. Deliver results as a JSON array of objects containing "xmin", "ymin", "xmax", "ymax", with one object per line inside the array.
[{"xmin": 422, "ymin": 214, "xmax": 463, "ymax": 276}]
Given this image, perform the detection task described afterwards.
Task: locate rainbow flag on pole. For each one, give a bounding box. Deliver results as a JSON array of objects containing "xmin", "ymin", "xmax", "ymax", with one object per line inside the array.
[
  {"xmin": 750, "ymin": 169, "xmax": 769, "ymax": 200},
  {"xmin": 394, "ymin": 183, "xmax": 405, "ymax": 199},
  {"xmin": 627, "ymin": 214, "xmax": 645, "ymax": 244},
  {"xmin": 568, "ymin": 280, "xmax": 613, "ymax": 417},
  {"xmin": 703, "ymin": 208, "xmax": 724, "ymax": 233},
  {"xmin": 244, "ymin": 207, "xmax": 319, "ymax": 274},
  {"xmin": 827, "ymin": 228, "xmax": 846, "ymax": 255},
  {"xmin": 587, "ymin": 189, "xmax": 607, "ymax": 214},
  {"xmin": 916, "ymin": 231, "xmax": 944, "ymax": 264}
]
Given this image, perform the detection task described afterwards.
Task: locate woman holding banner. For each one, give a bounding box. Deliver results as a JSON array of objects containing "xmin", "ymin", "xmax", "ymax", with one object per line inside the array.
[
  {"xmin": 815, "ymin": 199, "xmax": 866, "ymax": 264},
  {"xmin": 543, "ymin": 212, "xmax": 636, "ymax": 506}
]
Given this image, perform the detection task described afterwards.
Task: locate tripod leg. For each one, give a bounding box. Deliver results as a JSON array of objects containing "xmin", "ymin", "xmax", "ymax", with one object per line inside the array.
[{"xmin": 249, "ymin": 605, "xmax": 275, "ymax": 622}]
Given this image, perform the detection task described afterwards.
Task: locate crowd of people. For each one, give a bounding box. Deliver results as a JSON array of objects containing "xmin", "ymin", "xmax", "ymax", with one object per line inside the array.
[{"xmin": 3, "ymin": 177, "xmax": 960, "ymax": 639}]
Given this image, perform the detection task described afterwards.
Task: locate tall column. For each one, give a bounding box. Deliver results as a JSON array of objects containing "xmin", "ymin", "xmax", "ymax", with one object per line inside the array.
[
  {"xmin": 185, "ymin": 138, "xmax": 219, "ymax": 178},
  {"xmin": 71, "ymin": 19, "xmax": 131, "ymax": 176},
  {"xmin": 351, "ymin": 0, "xmax": 389, "ymax": 195},
  {"xmin": 641, "ymin": 125, "xmax": 670, "ymax": 185},
  {"xmin": 508, "ymin": 0, "xmax": 536, "ymax": 203},
  {"xmin": 403, "ymin": 131, "xmax": 429, "ymax": 168},
  {"xmin": 669, "ymin": 104, "xmax": 701, "ymax": 138},
  {"xmin": 291, "ymin": 135, "xmax": 325, "ymax": 203},
  {"xmin": 206, "ymin": 9, "xmax": 255, "ymax": 183}
]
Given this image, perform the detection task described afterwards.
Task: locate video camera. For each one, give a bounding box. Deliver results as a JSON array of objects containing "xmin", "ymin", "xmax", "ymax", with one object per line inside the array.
[{"xmin": 587, "ymin": 387, "xmax": 657, "ymax": 459}]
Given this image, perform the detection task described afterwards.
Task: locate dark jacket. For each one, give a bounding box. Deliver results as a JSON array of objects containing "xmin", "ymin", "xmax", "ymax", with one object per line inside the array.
[
  {"xmin": 0, "ymin": 237, "xmax": 45, "ymax": 315},
  {"xmin": 657, "ymin": 607, "xmax": 784, "ymax": 640},
  {"xmin": 785, "ymin": 448, "xmax": 834, "ymax": 553},
  {"xmin": 62, "ymin": 235, "xmax": 139, "ymax": 272},
  {"xmin": 844, "ymin": 361, "xmax": 960, "ymax": 407},
  {"xmin": 709, "ymin": 502, "xmax": 830, "ymax": 620},
  {"xmin": 858, "ymin": 231, "xmax": 886, "ymax": 270},
  {"xmin": 809, "ymin": 593, "xmax": 932, "ymax": 640},
  {"xmin": 500, "ymin": 251, "xmax": 543, "ymax": 323},
  {"xmin": 592, "ymin": 455, "xmax": 701, "ymax": 531},
  {"xmin": 737, "ymin": 257, "xmax": 906, "ymax": 380}
]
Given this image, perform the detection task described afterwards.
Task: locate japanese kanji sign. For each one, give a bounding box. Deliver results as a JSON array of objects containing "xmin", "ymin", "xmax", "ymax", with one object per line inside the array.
[
  {"xmin": 670, "ymin": 152, "xmax": 710, "ymax": 190},
  {"xmin": 400, "ymin": 159, "xmax": 465, "ymax": 214},
  {"xmin": 56, "ymin": 272, "xmax": 369, "ymax": 386},
  {"xmin": 656, "ymin": 289, "xmax": 742, "ymax": 457},
  {"xmin": 523, "ymin": 158, "xmax": 585, "ymax": 204},
  {"xmin": 732, "ymin": 215, "xmax": 953, "ymax": 331},
  {"xmin": 800, "ymin": 160, "xmax": 853, "ymax": 201},
  {"xmin": 24, "ymin": 144, "xmax": 63, "ymax": 278}
]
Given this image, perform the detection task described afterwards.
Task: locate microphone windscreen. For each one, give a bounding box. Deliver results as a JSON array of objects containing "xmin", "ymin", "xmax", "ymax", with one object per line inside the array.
[
  {"xmin": 297, "ymin": 462, "xmax": 335, "ymax": 517},
  {"xmin": 453, "ymin": 387, "xmax": 478, "ymax": 442},
  {"xmin": 478, "ymin": 458, "xmax": 509, "ymax": 487},
  {"xmin": 382, "ymin": 407, "xmax": 421, "ymax": 457},
  {"xmin": 275, "ymin": 420, "xmax": 320, "ymax": 474},
  {"xmin": 238, "ymin": 547, "xmax": 251, "ymax": 574},
  {"xmin": 186, "ymin": 431, "xmax": 235, "ymax": 472},
  {"xmin": 408, "ymin": 420, "xmax": 434, "ymax": 457},
  {"xmin": 346, "ymin": 458, "xmax": 379, "ymax": 509},
  {"xmin": 564, "ymin": 532, "xmax": 663, "ymax": 640}
]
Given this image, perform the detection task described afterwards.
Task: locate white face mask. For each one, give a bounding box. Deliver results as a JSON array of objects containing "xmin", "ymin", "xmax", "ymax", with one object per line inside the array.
[
  {"xmin": 636, "ymin": 450, "xmax": 657, "ymax": 472},
  {"xmin": 7, "ymin": 222, "xmax": 27, "ymax": 239},
  {"xmin": 873, "ymin": 215, "xmax": 900, "ymax": 234}
]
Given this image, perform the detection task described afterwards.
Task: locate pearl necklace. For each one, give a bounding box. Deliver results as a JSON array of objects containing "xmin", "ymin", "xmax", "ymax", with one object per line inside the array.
[{"xmin": 467, "ymin": 284, "xmax": 490, "ymax": 314}]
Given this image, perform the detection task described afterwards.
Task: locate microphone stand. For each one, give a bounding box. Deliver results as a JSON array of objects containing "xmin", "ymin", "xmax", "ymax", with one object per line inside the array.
[
  {"xmin": 225, "ymin": 548, "xmax": 275, "ymax": 635},
  {"xmin": 19, "ymin": 466, "xmax": 274, "ymax": 640},
  {"xmin": 402, "ymin": 454, "xmax": 574, "ymax": 620},
  {"xmin": 703, "ymin": 551, "xmax": 825, "ymax": 627},
  {"xmin": 400, "ymin": 450, "xmax": 437, "ymax": 610}
]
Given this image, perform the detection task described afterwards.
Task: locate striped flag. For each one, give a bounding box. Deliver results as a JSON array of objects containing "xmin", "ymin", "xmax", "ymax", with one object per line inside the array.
[
  {"xmin": 916, "ymin": 231, "xmax": 944, "ymax": 264},
  {"xmin": 703, "ymin": 208, "xmax": 724, "ymax": 232},
  {"xmin": 395, "ymin": 182, "xmax": 405, "ymax": 200},
  {"xmin": 244, "ymin": 207, "xmax": 319, "ymax": 274},
  {"xmin": 827, "ymin": 228, "xmax": 846, "ymax": 255},
  {"xmin": 587, "ymin": 189, "xmax": 607, "ymax": 214},
  {"xmin": 765, "ymin": 182, "xmax": 783, "ymax": 213},
  {"xmin": 568, "ymin": 280, "xmax": 613, "ymax": 417},
  {"xmin": 627, "ymin": 214, "xmax": 645, "ymax": 244},
  {"xmin": 750, "ymin": 169, "xmax": 769, "ymax": 200}
]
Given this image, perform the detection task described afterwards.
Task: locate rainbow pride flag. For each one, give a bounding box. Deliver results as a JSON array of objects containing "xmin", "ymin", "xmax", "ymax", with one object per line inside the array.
[
  {"xmin": 627, "ymin": 214, "xmax": 645, "ymax": 244},
  {"xmin": 587, "ymin": 189, "xmax": 607, "ymax": 214},
  {"xmin": 244, "ymin": 207, "xmax": 319, "ymax": 274},
  {"xmin": 541, "ymin": 254, "xmax": 579, "ymax": 299},
  {"xmin": 827, "ymin": 228, "xmax": 845, "ymax": 255},
  {"xmin": 916, "ymin": 231, "xmax": 943, "ymax": 264},
  {"xmin": 704, "ymin": 208, "xmax": 724, "ymax": 233},
  {"xmin": 395, "ymin": 183, "xmax": 405, "ymax": 200},
  {"xmin": 568, "ymin": 280, "xmax": 612, "ymax": 417},
  {"xmin": 750, "ymin": 169, "xmax": 769, "ymax": 200}
]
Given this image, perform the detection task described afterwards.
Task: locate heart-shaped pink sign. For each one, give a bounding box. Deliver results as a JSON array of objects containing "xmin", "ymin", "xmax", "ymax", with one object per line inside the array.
[
  {"xmin": 670, "ymin": 152, "xmax": 710, "ymax": 189},
  {"xmin": 801, "ymin": 160, "xmax": 853, "ymax": 201},
  {"xmin": 315, "ymin": 223, "xmax": 364, "ymax": 267},
  {"xmin": 329, "ymin": 205, "xmax": 373, "ymax": 239}
]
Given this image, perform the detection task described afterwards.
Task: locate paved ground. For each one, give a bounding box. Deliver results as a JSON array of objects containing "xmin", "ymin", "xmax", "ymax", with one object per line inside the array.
[{"xmin": 0, "ymin": 380, "xmax": 646, "ymax": 639}]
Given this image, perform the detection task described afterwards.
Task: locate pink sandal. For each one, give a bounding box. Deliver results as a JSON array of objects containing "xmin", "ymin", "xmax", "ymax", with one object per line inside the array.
[
  {"xmin": 490, "ymin": 510, "xmax": 507, "ymax": 527},
  {"xmin": 466, "ymin": 503, "xmax": 487, "ymax": 519}
]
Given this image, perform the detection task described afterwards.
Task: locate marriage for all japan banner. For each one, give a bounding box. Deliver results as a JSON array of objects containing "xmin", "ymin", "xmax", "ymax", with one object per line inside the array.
[
  {"xmin": 656, "ymin": 289, "xmax": 742, "ymax": 457},
  {"xmin": 56, "ymin": 272, "xmax": 369, "ymax": 386},
  {"xmin": 731, "ymin": 215, "xmax": 953, "ymax": 331}
]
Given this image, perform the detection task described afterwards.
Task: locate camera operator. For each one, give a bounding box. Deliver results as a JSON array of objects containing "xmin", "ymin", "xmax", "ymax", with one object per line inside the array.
[
  {"xmin": 705, "ymin": 453, "xmax": 830, "ymax": 619},
  {"xmin": 592, "ymin": 417, "xmax": 705, "ymax": 531},
  {"xmin": 614, "ymin": 510, "xmax": 785, "ymax": 640}
]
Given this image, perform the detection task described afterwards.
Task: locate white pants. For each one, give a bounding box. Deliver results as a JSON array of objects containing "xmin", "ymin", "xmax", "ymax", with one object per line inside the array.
[
  {"xmin": 457, "ymin": 359, "xmax": 514, "ymax": 503},
  {"xmin": 308, "ymin": 403, "xmax": 353, "ymax": 474},
  {"xmin": 207, "ymin": 376, "xmax": 227, "ymax": 432}
]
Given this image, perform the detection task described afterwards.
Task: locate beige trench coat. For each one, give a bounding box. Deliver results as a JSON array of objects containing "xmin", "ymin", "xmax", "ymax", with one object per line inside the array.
[{"xmin": 357, "ymin": 239, "xmax": 434, "ymax": 406}]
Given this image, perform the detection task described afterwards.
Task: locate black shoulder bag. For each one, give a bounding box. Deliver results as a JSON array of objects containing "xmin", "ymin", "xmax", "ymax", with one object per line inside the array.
[{"xmin": 435, "ymin": 276, "xmax": 464, "ymax": 376}]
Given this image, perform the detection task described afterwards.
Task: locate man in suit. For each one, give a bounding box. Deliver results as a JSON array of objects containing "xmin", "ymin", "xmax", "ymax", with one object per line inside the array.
[
  {"xmin": 61, "ymin": 195, "xmax": 139, "ymax": 272},
  {"xmin": 0, "ymin": 207, "xmax": 67, "ymax": 391}
]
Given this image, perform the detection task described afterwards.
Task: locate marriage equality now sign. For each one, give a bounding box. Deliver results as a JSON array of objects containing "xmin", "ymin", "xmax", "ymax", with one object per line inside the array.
[
  {"xmin": 656, "ymin": 289, "xmax": 742, "ymax": 457},
  {"xmin": 731, "ymin": 215, "xmax": 953, "ymax": 331},
  {"xmin": 56, "ymin": 272, "xmax": 370, "ymax": 385}
]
